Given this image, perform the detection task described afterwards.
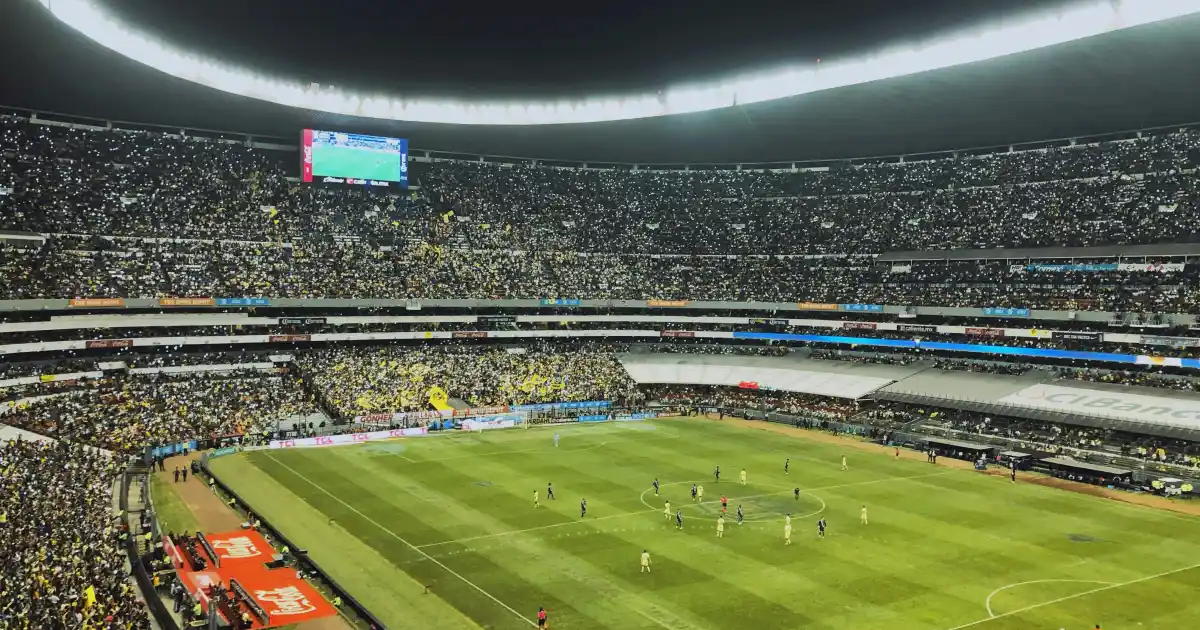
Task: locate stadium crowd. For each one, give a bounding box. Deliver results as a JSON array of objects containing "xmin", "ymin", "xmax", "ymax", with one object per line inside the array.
[
  {"xmin": 0, "ymin": 438, "xmax": 150, "ymax": 629},
  {"xmin": 2, "ymin": 114, "xmax": 1199, "ymax": 310},
  {"xmin": 299, "ymin": 343, "xmax": 642, "ymax": 418},
  {"xmin": 1, "ymin": 374, "xmax": 315, "ymax": 452}
]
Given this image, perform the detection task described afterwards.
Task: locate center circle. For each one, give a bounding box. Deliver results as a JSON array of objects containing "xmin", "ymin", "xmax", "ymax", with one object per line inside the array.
[{"xmin": 638, "ymin": 480, "xmax": 826, "ymax": 522}]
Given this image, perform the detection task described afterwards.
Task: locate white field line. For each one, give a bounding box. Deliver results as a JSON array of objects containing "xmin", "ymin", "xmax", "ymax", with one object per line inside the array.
[
  {"xmin": 416, "ymin": 470, "xmax": 952, "ymax": 549},
  {"xmin": 264, "ymin": 453, "xmax": 537, "ymax": 628},
  {"xmin": 983, "ymin": 579, "xmax": 1115, "ymax": 618},
  {"xmin": 946, "ymin": 562, "xmax": 1200, "ymax": 630}
]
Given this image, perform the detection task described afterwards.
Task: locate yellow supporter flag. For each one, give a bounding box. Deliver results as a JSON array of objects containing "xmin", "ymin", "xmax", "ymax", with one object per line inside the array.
[{"xmin": 84, "ymin": 585, "xmax": 96, "ymax": 608}]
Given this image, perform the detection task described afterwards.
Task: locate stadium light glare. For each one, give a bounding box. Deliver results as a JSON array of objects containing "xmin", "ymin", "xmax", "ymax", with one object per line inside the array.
[{"xmin": 34, "ymin": 0, "xmax": 1200, "ymax": 125}]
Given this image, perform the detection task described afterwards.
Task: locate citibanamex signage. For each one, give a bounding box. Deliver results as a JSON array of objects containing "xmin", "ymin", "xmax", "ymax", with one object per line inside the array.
[
  {"xmin": 452, "ymin": 331, "xmax": 489, "ymax": 339},
  {"xmin": 842, "ymin": 322, "xmax": 878, "ymax": 330},
  {"xmin": 965, "ymin": 327, "xmax": 1005, "ymax": 338},
  {"xmin": 661, "ymin": 330, "xmax": 696, "ymax": 338}
]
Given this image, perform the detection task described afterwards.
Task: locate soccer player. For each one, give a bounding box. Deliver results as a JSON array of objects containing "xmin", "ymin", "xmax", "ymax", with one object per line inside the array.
[
  {"xmin": 547, "ymin": 482, "xmax": 555, "ymax": 500},
  {"xmin": 664, "ymin": 500, "xmax": 671, "ymax": 520},
  {"xmin": 784, "ymin": 458, "xmax": 790, "ymax": 475},
  {"xmin": 818, "ymin": 517, "xmax": 827, "ymax": 538},
  {"xmin": 740, "ymin": 469, "xmax": 747, "ymax": 485},
  {"xmin": 736, "ymin": 504, "xmax": 744, "ymax": 525},
  {"xmin": 533, "ymin": 490, "xmax": 539, "ymax": 508},
  {"xmin": 714, "ymin": 465, "xmax": 720, "ymax": 482},
  {"xmin": 894, "ymin": 447, "xmax": 901, "ymax": 460},
  {"xmin": 537, "ymin": 607, "xmax": 547, "ymax": 628},
  {"xmin": 860, "ymin": 504, "xmax": 868, "ymax": 525},
  {"xmin": 841, "ymin": 455, "xmax": 848, "ymax": 471},
  {"xmin": 640, "ymin": 549, "xmax": 652, "ymax": 573},
  {"xmin": 720, "ymin": 495, "xmax": 728, "ymax": 512},
  {"xmin": 786, "ymin": 513, "xmax": 792, "ymax": 527},
  {"xmin": 653, "ymin": 478, "xmax": 660, "ymax": 495},
  {"xmin": 785, "ymin": 521, "xmax": 792, "ymax": 545},
  {"xmin": 580, "ymin": 498, "xmax": 587, "ymax": 517},
  {"xmin": 676, "ymin": 510, "xmax": 684, "ymax": 530},
  {"xmin": 1010, "ymin": 461, "xmax": 1017, "ymax": 483},
  {"xmin": 717, "ymin": 515, "xmax": 725, "ymax": 538},
  {"xmin": 554, "ymin": 432, "xmax": 560, "ymax": 448},
  {"xmin": 794, "ymin": 487, "xmax": 800, "ymax": 501},
  {"xmin": 697, "ymin": 484, "xmax": 704, "ymax": 503},
  {"xmin": 691, "ymin": 483, "xmax": 698, "ymax": 502}
]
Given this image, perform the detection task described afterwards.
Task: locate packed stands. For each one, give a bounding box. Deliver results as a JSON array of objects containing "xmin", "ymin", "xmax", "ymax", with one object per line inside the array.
[
  {"xmin": 2, "ymin": 114, "xmax": 1200, "ymax": 309},
  {"xmin": 0, "ymin": 439, "xmax": 150, "ymax": 629},
  {"xmin": 1, "ymin": 374, "xmax": 315, "ymax": 452},
  {"xmin": 300, "ymin": 344, "xmax": 642, "ymax": 419}
]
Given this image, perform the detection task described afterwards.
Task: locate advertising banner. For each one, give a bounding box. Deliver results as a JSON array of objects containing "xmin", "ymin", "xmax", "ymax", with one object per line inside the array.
[
  {"xmin": 840, "ymin": 304, "xmax": 884, "ymax": 312},
  {"xmin": 738, "ymin": 381, "xmax": 760, "ymax": 389},
  {"xmin": 86, "ymin": 339, "xmax": 133, "ymax": 349},
  {"xmin": 749, "ymin": 318, "xmax": 789, "ymax": 325},
  {"xmin": 842, "ymin": 322, "xmax": 878, "ymax": 330},
  {"xmin": 269, "ymin": 426, "xmax": 428, "ymax": 449},
  {"xmin": 661, "ymin": 330, "xmax": 696, "ymax": 338},
  {"xmin": 982, "ymin": 307, "xmax": 1030, "ymax": 317},
  {"xmin": 964, "ymin": 327, "xmax": 1005, "ymax": 338},
  {"xmin": 461, "ymin": 415, "xmax": 521, "ymax": 431},
  {"xmin": 69, "ymin": 298, "xmax": 125, "ymax": 308},
  {"xmin": 1054, "ymin": 331, "xmax": 1103, "ymax": 342},
  {"xmin": 797, "ymin": 302, "xmax": 839, "ymax": 311},
  {"xmin": 478, "ymin": 315, "xmax": 516, "ymax": 324},
  {"xmin": 898, "ymin": 324, "xmax": 937, "ymax": 333},
  {"xmin": 1140, "ymin": 335, "xmax": 1200, "ymax": 349},
  {"xmin": 577, "ymin": 415, "xmax": 609, "ymax": 423},
  {"xmin": 278, "ymin": 317, "xmax": 326, "ymax": 325},
  {"xmin": 647, "ymin": 300, "xmax": 690, "ymax": 307},
  {"xmin": 216, "ymin": 298, "xmax": 270, "ymax": 307},
  {"xmin": 159, "ymin": 297, "xmax": 215, "ymax": 307},
  {"xmin": 1026, "ymin": 263, "xmax": 1119, "ymax": 273},
  {"xmin": 1117, "ymin": 263, "xmax": 1185, "ymax": 273},
  {"xmin": 999, "ymin": 384, "xmax": 1200, "ymax": 428},
  {"xmin": 511, "ymin": 400, "xmax": 611, "ymax": 412},
  {"xmin": 453, "ymin": 405, "xmax": 509, "ymax": 417},
  {"xmin": 540, "ymin": 298, "xmax": 581, "ymax": 306},
  {"xmin": 616, "ymin": 412, "xmax": 659, "ymax": 421},
  {"xmin": 268, "ymin": 335, "xmax": 311, "ymax": 343},
  {"xmin": 452, "ymin": 331, "xmax": 489, "ymax": 339}
]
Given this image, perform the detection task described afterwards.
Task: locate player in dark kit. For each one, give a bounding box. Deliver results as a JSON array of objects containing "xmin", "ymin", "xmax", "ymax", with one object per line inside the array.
[
  {"xmin": 653, "ymin": 478, "xmax": 660, "ymax": 495},
  {"xmin": 580, "ymin": 498, "xmax": 587, "ymax": 517},
  {"xmin": 784, "ymin": 458, "xmax": 790, "ymax": 475},
  {"xmin": 547, "ymin": 482, "xmax": 555, "ymax": 500},
  {"xmin": 1010, "ymin": 461, "xmax": 1017, "ymax": 483},
  {"xmin": 676, "ymin": 510, "xmax": 684, "ymax": 529},
  {"xmin": 818, "ymin": 517, "xmax": 827, "ymax": 538},
  {"xmin": 794, "ymin": 487, "xmax": 800, "ymax": 500},
  {"xmin": 736, "ymin": 505, "xmax": 744, "ymax": 525},
  {"xmin": 714, "ymin": 465, "xmax": 720, "ymax": 482},
  {"xmin": 691, "ymin": 483, "xmax": 698, "ymax": 501}
]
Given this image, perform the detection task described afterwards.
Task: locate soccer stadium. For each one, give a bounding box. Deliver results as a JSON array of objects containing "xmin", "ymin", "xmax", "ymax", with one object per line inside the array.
[{"xmin": 4, "ymin": 1, "xmax": 1200, "ymax": 629}]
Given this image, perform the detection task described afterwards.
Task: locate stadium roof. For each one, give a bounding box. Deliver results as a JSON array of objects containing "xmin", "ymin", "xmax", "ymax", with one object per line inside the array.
[{"xmin": 3, "ymin": 1, "xmax": 1200, "ymax": 162}]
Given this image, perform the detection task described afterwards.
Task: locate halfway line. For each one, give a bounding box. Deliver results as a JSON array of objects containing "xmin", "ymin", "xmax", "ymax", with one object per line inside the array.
[{"xmin": 417, "ymin": 470, "xmax": 952, "ymax": 549}]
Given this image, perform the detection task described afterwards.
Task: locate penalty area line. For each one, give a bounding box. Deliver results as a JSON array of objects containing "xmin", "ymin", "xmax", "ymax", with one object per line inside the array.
[
  {"xmin": 946, "ymin": 562, "xmax": 1200, "ymax": 630},
  {"xmin": 263, "ymin": 453, "xmax": 537, "ymax": 628}
]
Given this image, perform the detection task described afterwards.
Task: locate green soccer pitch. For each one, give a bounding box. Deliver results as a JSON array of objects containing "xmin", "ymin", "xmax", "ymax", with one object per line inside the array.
[{"xmin": 210, "ymin": 418, "xmax": 1200, "ymax": 630}]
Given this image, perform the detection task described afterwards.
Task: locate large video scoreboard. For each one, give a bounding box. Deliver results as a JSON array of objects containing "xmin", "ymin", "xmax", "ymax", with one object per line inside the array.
[{"xmin": 301, "ymin": 129, "xmax": 409, "ymax": 187}]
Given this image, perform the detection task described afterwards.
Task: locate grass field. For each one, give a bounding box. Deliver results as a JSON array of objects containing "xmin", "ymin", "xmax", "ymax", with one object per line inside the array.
[
  {"xmin": 211, "ymin": 418, "xmax": 1200, "ymax": 630},
  {"xmin": 149, "ymin": 473, "xmax": 202, "ymax": 534}
]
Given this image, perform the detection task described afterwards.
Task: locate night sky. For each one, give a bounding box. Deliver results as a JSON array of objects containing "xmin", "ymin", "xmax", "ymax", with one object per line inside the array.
[{"xmin": 1, "ymin": 0, "xmax": 1198, "ymax": 163}]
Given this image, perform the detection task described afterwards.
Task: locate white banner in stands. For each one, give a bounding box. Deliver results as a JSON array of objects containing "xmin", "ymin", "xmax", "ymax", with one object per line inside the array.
[
  {"xmin": 999, "ymin": 384, "xmax": 1200, "ymax": 429},
  {"xmin": 461, "ymin": 415, "xmax": 521, "ymax": 431},
  {"xmin": 269, "ymin": 426, "xmax": 428, "ymax": 449}
]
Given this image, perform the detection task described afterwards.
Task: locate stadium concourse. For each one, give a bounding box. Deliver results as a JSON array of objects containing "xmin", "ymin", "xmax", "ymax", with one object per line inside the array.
[{"xmin": 3, "ymin": 111, "xmax": 1200, "ymax": 630}]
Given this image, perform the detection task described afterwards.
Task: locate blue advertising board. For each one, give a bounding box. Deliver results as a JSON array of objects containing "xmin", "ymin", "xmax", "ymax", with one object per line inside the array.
[
  {"xmin": 539, "ymin": 298, "xmax": 582, "ymax": 306},
  {"xmin": 216, "ymin": 297, "xmax": 270, "ymax": 307},
  {"xmin": 577, "ymin": 415, "xmax": 609, "ymax": 423},
  {"xmin": 840, "ymin": 304, "xmax": 884, "ymax": 312},
  {"xmin": 982, "ymin": 307, "xmax": 1030, "ymax": 317}
]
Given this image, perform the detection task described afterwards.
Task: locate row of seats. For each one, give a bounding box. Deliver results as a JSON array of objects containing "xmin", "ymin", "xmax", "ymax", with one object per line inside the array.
[{"xmin": 2, "ymin": 238, "xmax": 1197, "ymax": 310}]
